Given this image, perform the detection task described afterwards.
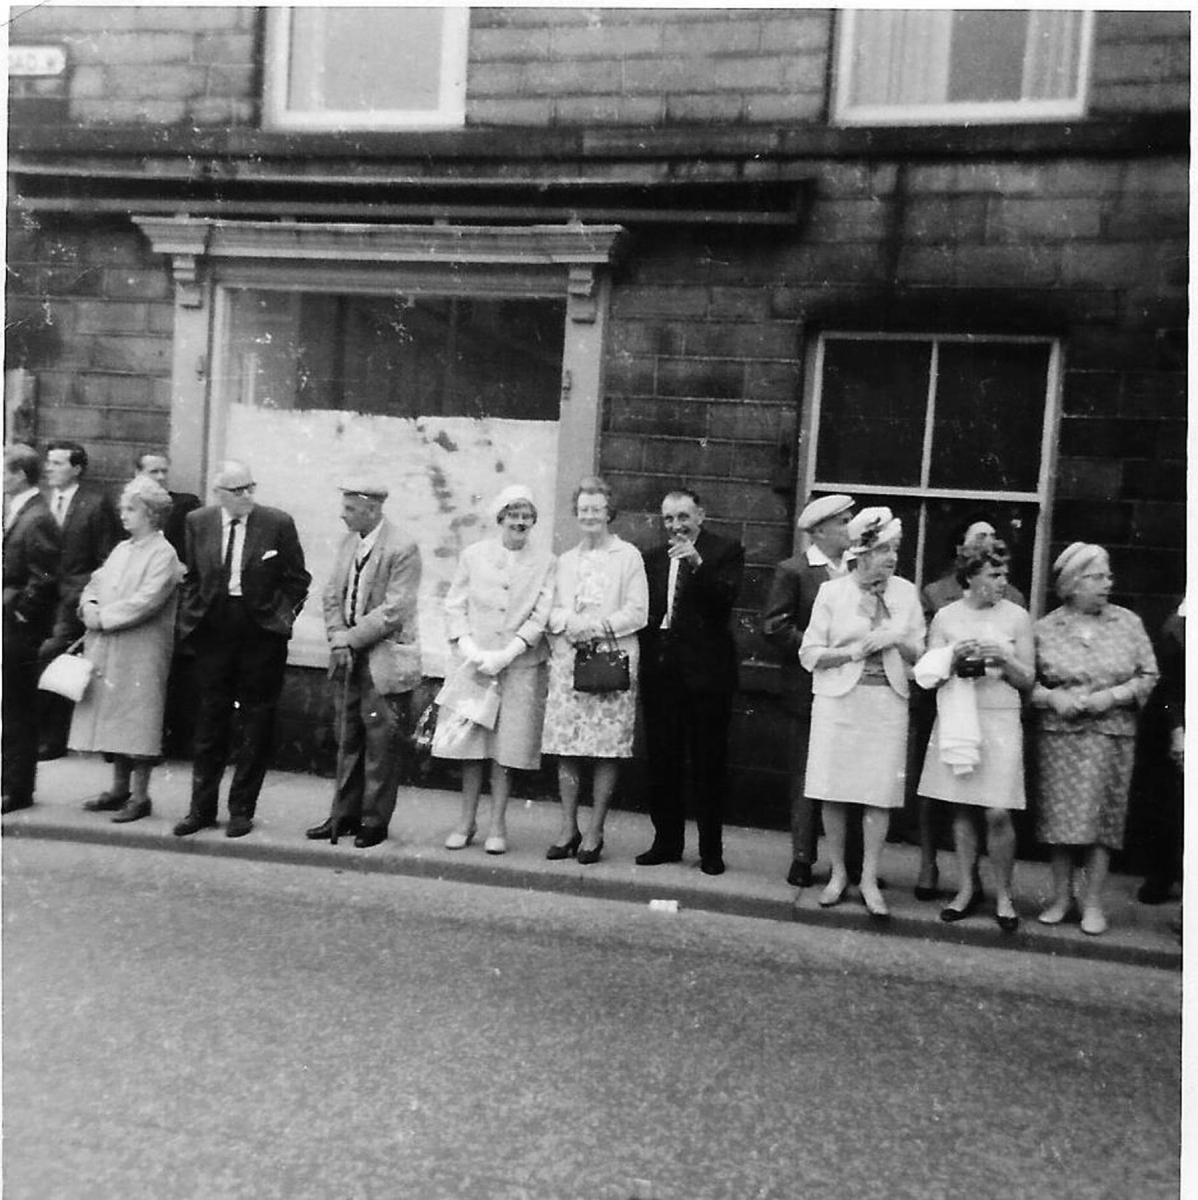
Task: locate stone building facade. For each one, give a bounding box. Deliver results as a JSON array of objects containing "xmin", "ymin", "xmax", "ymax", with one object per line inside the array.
[{"xmin": 5, "ymin": 8, "xmax": 1188, "ymax": 848}]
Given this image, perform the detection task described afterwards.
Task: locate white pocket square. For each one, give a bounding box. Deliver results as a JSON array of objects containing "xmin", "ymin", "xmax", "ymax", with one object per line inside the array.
[{"xmin": 261, "ymin": 549, "xmax": 278, "ymax": 561}]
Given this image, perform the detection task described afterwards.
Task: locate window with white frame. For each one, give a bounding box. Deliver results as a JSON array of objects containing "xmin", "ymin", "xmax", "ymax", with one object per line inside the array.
[
  {"xmin": 834, "ymin": 9, "xmax": 1093, "ymax": 126},
  {"xmin": 800, "ymin": 333, "xmax": 1062, "ymax": 612},
  {"xmin": 263, "ymin": 7, "xmax": 469, "ymax": 130}
]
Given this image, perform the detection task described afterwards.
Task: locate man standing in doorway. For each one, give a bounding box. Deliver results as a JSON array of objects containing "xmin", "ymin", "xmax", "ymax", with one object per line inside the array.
[
  {"xmin": 761, "ymin": 493, "xmax": 866, "ymax": 889},
  {"xmin": 135, "ymin": 452, "xmax": 201, "ymax": 557},
  {"xmin": 636, "ymin": 488, "xmax": 744, "ymax": 876},
  {"xmin": 174, "ymin": 460, "xmax": 310, "ymax": 838},
  {"xmin": 3, "ymin": 444, "xmax": 62, "ymax": 813},
  {"xmin": 306, "ymin": 481, "xmax": 422, "ymax": 849},
  {"xmin": 38, "ymin": 440, "xmax": 121, "ymax": 760}
]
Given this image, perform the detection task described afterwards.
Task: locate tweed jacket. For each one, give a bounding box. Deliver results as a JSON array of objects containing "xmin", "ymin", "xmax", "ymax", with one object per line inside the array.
[{"xmin": 323, "ymin": 518, "xmax": 422, "ymax": 695}]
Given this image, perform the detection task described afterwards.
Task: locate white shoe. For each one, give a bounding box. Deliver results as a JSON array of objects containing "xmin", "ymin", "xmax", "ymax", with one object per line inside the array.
[
  {"xmin": 1080, "ymin": 906, "xmax": 1108, "ymax": 936},
  {"xmin": 444, "ymin": 826, "xmax": 476, "ymax": 850},
  {"xmin": 484, "ymin": 834, "xmax": 507, "ymax": 855}
]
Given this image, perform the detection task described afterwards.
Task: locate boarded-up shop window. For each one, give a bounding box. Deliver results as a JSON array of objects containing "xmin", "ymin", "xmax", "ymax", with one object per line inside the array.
[
  {"xmin": 219, "ymin": 289, "xmax": 566, "ymax": 674},
  {"xmin": 802, "ymin": 332, "xmax": 1061, "ymax": 611}
]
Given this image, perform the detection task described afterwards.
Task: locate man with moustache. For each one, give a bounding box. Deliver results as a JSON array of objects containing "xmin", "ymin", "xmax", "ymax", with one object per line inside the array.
[
  {"xmin": 636, "ymin": 488, "xmax": 744, "ymax": 876},
  {"xmin": 761, "ymin": 493, "xmax": 868, "ymax": 889},
  {"xmin": 174, "ymin": 460, "xmax": 310, "ymax": 838},
  {"xmin": 306, "ymin": 480, "xmax": 422, "ymax": 849}
]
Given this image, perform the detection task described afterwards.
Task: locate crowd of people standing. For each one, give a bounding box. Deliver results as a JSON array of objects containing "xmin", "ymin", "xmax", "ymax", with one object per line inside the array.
[{"xmin": 3, "ymin": 440, "xmax": 1180, "ymax": 938}]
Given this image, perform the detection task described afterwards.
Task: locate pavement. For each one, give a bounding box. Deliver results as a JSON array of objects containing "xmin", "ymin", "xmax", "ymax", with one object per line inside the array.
[{"xmin": 3, "ymin": 753, "xmax": 1183, "ymax": 971}]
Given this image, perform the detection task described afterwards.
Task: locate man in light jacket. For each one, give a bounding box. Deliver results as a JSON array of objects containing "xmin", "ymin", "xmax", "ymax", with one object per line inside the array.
[{"xmin": 306, "ymin": 480, "xmax": 422, "ymax": 849}]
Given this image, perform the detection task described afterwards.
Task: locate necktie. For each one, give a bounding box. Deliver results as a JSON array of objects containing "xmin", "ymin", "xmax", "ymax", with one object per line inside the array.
[
  {"xmin": 662, "ymin": 557, "xmax": 682, "ymax": 630},
  {"xmin": 54, "ymin": 492, "xmax": 67, "ymax": 524},
  {"xmin": 223, "ymin": 517, "xmax": 240, "ymax": 586},
  {"xmin": 348, "ymin": 547, "xmax": 372, "ymax": 626}
]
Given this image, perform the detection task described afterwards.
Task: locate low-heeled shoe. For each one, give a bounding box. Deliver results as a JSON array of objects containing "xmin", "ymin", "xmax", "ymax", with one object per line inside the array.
[
  {"xmin": 306, "ymin": 816, "xmax": 360, "ymax": 841},
  {"xmin": 225, "ymin": 816, "xmax": 254, "ymax": 839},
  {"xmin": 576, "ymin": 839, "xmax": 604, "ymax": 865},
  {"xmin": 444, "ymin": 827, "xmax": 476, "ymax": 850},
  {"xmin": 111, "ymin": 798, "xmax": 152, "ymax": 824},
  {"xmin": 354, "ymin": 827, "xmax": 388, "ymax": 849},
  {"xmin": 786, "ymin": 859, "xmax": 813, "ymax": 888},
  {"xmin": 484, "ymin": 834, "xmax": 507, "ymax": 855},
  {"xmin": 995, "ymin": 913, "xmax": 1020, "ymax": 933},
  {"xmin": 84, "ymin": 790, "xmax": 131, "ymax": 813},
  {"xmin": 939, "ymin": 891, "xmax": 984, "ymax": 923},
  {"xmin": 173, "ymin": 814, "xmax": 216, "ymax": 837}
]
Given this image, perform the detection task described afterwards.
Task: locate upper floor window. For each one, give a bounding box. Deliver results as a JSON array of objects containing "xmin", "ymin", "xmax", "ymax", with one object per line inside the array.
[
  {"xmin": 263, "ymin": 7, "xmax": 469, "ymax": 131},
  {"xmin": 834, "ymin": 9, "xmax": 1093, "ymax": 126}
]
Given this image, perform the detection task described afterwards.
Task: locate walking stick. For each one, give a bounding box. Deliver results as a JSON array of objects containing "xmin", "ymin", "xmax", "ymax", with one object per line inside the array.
[{"xmin": 330, "ymin": 651, "xmax": 351, "ymax": 845}]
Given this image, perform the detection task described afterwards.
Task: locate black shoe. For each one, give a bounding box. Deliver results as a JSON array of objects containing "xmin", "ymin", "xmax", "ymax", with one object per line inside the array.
[
  {"xmin": 576, "ymin": 838, "xmax": 604, "ymax": 865},
  {"xmin": 636, "ymin": 845, "xmax": 683, "ymax": 867},
  {"xmin": 173, "ymin": 814, "xmax": 216, "ymax": 837},
  {"xmin": 546, "ymin": 832, "xmax": 582, "ymax": 861},
  {"xmin": 700, "ymin": 857, "xmax": 725, "ymax": 876},
  {"xmin": 786, "ymin": 859, "xmax": 813, "ymax": 888},
  {"xmin": 913, "ymin": 865, "xmax": 941, "ymax": 901},
  {"xmin": 1, "ymin": 794, "xmax": 34, "ymax": 815},
  {"xmin": 995, "ymin": 913, "xmax": 1020, "ymax": 933},
  {"xmin": 225, "ymin": 816, "xmax": 254, "ymax": 839},
  {"xmin": 940, "ymin": 889, "xmax": 984, "ymax": 923},
  {"xmin": 1137, "ymin": 880, "xmax": 1175, "ymax": 905},
  {"xmin": 353, "ymin": 826, "xmax": 388, "ymax": 849},
  {"xmin": 84, "ymin": 790, "xmax": 131, "ymax": 813},
  {"xmin": 306, "ymin": 816, "xmax": 360, "ymax": 842},
  {"xmin": 111, "ymin": 798, "xmax": 152, "ymax": 824}
]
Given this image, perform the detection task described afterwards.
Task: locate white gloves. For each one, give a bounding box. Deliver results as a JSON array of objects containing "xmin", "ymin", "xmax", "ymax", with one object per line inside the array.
[{"xmin": 464, "ymin": 636, "xmax": 525, "ymax": 677}]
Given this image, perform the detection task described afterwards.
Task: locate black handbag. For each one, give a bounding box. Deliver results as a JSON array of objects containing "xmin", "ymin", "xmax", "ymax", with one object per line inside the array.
[{"xmin": 573, "ymin": 623, "xmax": 631, "ymax": 694}]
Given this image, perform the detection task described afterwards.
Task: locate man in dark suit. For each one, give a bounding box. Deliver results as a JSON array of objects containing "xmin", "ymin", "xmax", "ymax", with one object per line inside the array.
[
  {"xmin": 38, "ymin": 439, "xmax": 122, "ymax": 759},
  {"xmin": 3, "ymin": 444, "xmax": 62, "ymax": 813},
  {"xmin": 174, "ymin": 459, "xmax": 310, "ymax": 838},
  {"xmin": 761, "ymin": 493, "xmax": 864, "ymax": 889},
  {"xmin": 636, "ymin": 488, "xmax": 744, "ymax": 876},
  {"xmin": 136, "ymin": 452, "xmax": 201, "ymax": 557},
  {"xmin": 306, "ymin": 480, "xmax": 422, "ymax": 849}
]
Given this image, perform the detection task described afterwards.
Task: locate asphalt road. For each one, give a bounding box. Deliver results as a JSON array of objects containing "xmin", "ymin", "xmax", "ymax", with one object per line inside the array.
[{"xmin": 2, "ymin": 840, "xmax": 1183, "ymax": 1200}]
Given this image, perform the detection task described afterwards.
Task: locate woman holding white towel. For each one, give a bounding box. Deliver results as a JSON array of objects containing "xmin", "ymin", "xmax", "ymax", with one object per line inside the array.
[{"xmin": 915, "ymin": 541, "xmax": 1033, "ymax": 931}]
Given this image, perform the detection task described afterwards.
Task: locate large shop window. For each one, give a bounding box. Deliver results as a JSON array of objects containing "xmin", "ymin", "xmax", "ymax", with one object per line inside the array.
[
  {"xmin": 800, "ymin": 333, "xmax": 1062, "ymax": 611},
  {"xmin": 263, "ymin": 7, "xmax": 469, "ymax": 130},
  {"xmin": 834, "ymin": 9, "xmax": 1093, "ymax": 125},
  {"xmin": 133, "ymin": 218, "xmax": 623, "ymax": 676}
]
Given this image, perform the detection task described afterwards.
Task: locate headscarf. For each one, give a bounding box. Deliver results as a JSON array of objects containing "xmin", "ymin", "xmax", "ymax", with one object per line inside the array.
[
  {"xmin": 1052, "ymin": 541, "xmax": 1107, "ymax": 600},
  {"xmin": 491, "ymin": 484, "xmax": 537, "ymax": 523},
  {"xmin": 847, "ymin": 506, "xmax": 902, "ymax": 559}
]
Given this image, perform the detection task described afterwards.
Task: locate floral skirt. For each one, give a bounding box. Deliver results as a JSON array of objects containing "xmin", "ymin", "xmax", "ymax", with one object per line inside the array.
[
  {"xmin": 1035, "ymin": 731, "xmax": 1135, "ymax": 850},
  {"xmin": 540, "ymin": 643, "xmax": 638, "ymax": 759}
]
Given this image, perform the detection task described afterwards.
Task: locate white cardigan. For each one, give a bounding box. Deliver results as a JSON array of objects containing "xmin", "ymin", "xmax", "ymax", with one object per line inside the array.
[{"xmin": 799, "ymin": 573, "xmax": 925, "ymax": 699}]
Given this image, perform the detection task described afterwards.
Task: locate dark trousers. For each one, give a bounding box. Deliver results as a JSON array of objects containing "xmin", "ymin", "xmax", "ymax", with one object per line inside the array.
[
  {"xmin": 641, "ymin": 670, "xmax": 732, "ymax": 862},
  {"xmin": 331, "ymin": 654, "xmax": 412, "ymax": 832},
  {"xmin": 788, "ymin": 710, "xmax": 864, "ymax": 880},
  {"xmin": 3, "ymin": 622, "xmax": 43, "ymax": 804},
  {"xmin": 187, "ymin": 600, "xmax": 288, "ymax": 822}
]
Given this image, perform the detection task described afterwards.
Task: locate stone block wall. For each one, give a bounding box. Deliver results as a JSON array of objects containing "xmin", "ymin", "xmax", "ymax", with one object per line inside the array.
[{"xmin": 7, "ymin": 6, "xmax": 1188, "ymax": 129}]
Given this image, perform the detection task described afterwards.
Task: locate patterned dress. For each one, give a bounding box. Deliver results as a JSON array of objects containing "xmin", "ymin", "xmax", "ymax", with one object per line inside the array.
[
  {"xmin": 1033, "ymin": 603, "xmax": 1157, "ymax": 849},
  {"xmin": 541, "ymin": 536, "xmax": 648, "ymax": 759}
]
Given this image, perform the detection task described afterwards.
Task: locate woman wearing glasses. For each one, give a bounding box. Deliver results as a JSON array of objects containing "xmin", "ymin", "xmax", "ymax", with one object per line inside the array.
[{"xmin": 1032, "ymin": 543, "xmax": 1157, "ymax": 935}]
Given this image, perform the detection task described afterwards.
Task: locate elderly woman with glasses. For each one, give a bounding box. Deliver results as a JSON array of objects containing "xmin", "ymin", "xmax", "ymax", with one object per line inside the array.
[
  {"xmin": 799, "ymin": 507, "xmax": 926, "ymax": 919},
  {"xmin": 72, "ymin": 476, "xmax": 183, "ymax": 823},
  {"xmin": 439, "ymin": 484, "xmax": 556, "ymax": 856},
  {"xmin": 1032, "ymin": 543, "xmax": 1157, "ymax": 935}
]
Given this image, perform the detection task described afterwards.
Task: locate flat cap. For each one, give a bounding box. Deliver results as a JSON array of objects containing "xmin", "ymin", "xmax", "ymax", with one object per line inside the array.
[
  {"xmin": 796, "ymin": 493, "xmax": 854, "ymax": 531},
  {"xmin": 339, "ymin": 479, "xmax": 389, "ymax": 501}
]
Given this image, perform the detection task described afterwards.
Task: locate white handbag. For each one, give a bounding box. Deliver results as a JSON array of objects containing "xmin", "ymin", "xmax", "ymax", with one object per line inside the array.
[{"xmin": 38, "ymin": 636, "xmax": 95, "ymax": 702}]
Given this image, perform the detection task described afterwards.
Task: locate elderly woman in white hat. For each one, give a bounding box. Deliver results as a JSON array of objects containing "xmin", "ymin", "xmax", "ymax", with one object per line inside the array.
[
  {"xmin": 799, "ymin": 507, "xmax": 925, "ymax": 918},
  {"xmin": 439, "ymin": 484, "xmax": 556, "ymax": 855},
  {"xmin": 1031, "ymin": 542, "xmax": 1157, "ymax": 935}
]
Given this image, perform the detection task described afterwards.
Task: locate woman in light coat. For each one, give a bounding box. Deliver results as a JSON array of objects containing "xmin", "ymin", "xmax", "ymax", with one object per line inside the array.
[
  {"xmin": 800, "ymin": 507, "xmax": 925, "ymax": 918},
  {"xmin": 72, "ymin": 477, "xmax": 183, "ymax": 823},
  {"xmin": 440, "ymin": 484, "xmax": 555, "ymax": 855}
]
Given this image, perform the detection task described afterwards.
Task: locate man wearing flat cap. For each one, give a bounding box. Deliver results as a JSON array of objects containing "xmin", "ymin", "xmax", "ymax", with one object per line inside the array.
[
  {"xmin": 762, "ymin": 493, "xmax": 865, "ymax": 887},
  {"xmin": 306, "ymin": 479, "xmax": 421, "ymax": 849},
  {"xmin": 174, "ymin": 459, "xmax": 310, "ymax": 838}
]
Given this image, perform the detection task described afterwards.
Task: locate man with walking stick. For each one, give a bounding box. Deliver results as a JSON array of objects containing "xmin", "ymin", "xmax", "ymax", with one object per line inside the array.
[{"xmin": 306, "ymin": 480, "xmax": 422, "ymax": 849}]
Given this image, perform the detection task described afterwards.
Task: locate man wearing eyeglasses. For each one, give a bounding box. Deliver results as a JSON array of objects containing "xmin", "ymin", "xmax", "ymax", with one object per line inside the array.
[{"xmin": 174, "ymin": 460, "xmax": 310, "ymax": 838}]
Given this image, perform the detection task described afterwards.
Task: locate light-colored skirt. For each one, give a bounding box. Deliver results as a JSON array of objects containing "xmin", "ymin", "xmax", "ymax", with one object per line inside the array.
[
  {"xmin": 540, "ymin": 642, "xmax": 638, "ymax": 759},
  {"xmin": 803, "ymin": 684, "xmax": 908, "ymax": 808},
  {"xmin": 917, "ymin": 706, "xmax": 1026, "ymax": 810},
  {"xmin": 433, "ymin": 662, "xmax": 548, "ymax": 771}
]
